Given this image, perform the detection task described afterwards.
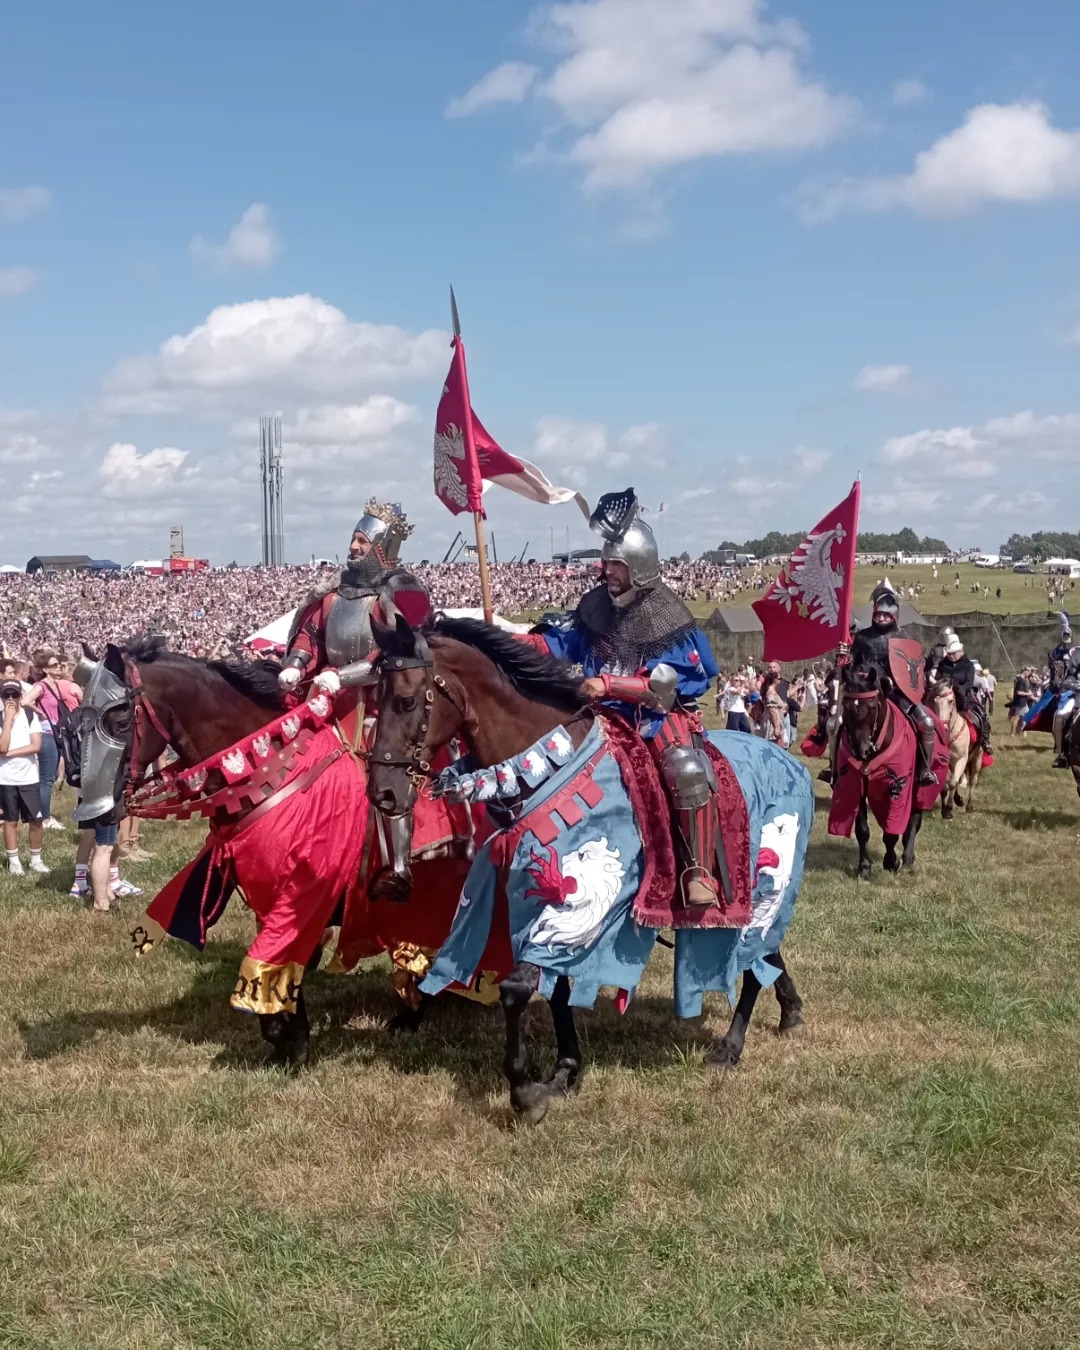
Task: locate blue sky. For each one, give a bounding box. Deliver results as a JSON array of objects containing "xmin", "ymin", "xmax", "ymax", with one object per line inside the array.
[{"xmin": 3, "ymin": 0, "xmax": 1080, "ymax": 564}]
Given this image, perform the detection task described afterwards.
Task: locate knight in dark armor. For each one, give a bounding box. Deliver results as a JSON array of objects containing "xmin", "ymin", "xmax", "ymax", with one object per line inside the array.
[
  {"xmin": 527, "ymin": 488, "xmax": 727, "ymax": 909},
  {"xmin": 939, "ymin": 634, "xmax": 992, "ymax": 755},
  {"xmin": 1047, "ymin": 614, "xmax": 1080, "ymax": 768},
  {"xmin": 279, "ymin": 501, "xmax": 432, "ymax": 898},
  {"xmin": 851, "ymin": 580, "xmax": 939, "ymax": 785}
]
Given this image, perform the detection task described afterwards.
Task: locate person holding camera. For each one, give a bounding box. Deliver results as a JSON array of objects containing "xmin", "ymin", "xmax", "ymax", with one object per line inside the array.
[{"xmin": 0, "ymin": 678, "xmax": 50, "ymax": 875}]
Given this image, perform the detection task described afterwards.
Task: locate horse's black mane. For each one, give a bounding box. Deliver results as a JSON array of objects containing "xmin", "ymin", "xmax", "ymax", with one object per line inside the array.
[
  {"xmin": 427, "ymin": 614, "xmax": 587, "ymax": 712},
  {"xmin": 123, "ymin": 636, "xmax": 286, "ymax": 711}
]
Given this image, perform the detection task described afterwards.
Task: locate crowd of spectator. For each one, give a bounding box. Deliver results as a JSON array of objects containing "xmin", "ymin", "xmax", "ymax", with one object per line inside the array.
[{"xmin": 0, "ymin": 559, "xmax": 770, "ymax": 660}]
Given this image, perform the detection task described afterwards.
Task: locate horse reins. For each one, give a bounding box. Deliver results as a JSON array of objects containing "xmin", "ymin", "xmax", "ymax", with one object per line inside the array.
[
  {"xmin": 371, "ymin": 638, "xmax": 469, "ymax": 790},
  {"xmin": 842, "ymin": 686, "xmax": 890, "ymax": 760}
]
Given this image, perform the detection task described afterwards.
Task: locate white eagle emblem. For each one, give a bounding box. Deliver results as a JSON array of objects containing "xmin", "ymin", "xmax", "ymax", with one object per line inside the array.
[
  {"xmin": 526, "ymin": 838, "xmax": 626, "ymax": 954},
  {"xmin": 774, "ymin": 524, "xmax": 847, "ymax": 626},
  {"xmin": 252, "ymin": 733, "xmax": 272, "ymax": 759},
  {"xmin": 433, "ymin": 421, "xmax": 469, "ymax": 509},
  {"xmin": 307, "ymin": 693, "xmax": 330, "ymax": 720},
  {"xmin": 186, "ymin": 768, "xmax": 207, "ymax": 794},
  {"xmin": 281, "ymin": 714, "xmax": 302, "ymax": 742},
  {"xmin": 220, "ymin": 749, "xmax": 246, "ymax": 777}
]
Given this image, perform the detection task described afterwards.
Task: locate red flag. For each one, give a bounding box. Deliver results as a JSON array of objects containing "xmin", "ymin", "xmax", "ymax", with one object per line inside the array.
[
  {"xmin": 434, "ymin": 340, "xmax": 587, "ymax": 518},
  {"xmin": 751, "ymin": 481, "xmax": 861, "ymax": 662}
]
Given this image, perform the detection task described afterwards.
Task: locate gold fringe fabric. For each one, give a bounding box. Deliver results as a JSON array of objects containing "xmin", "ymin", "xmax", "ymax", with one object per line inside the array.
[{"xmin": 230, "ymin": 957, "xmax": 306, "ymax": 1016}]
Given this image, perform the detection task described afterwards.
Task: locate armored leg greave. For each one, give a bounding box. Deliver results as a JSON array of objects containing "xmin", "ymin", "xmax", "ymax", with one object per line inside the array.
[
  {"xmin": 908, "ymin": 702, "xmax": 938, "ymax": 784},
  {"xmin": 370, "ymin": 810, "xmax": 415, "ymax": 902},
  {"xmin": 649, "ymin": 715, "xmax": 732, "ymax": 908}
]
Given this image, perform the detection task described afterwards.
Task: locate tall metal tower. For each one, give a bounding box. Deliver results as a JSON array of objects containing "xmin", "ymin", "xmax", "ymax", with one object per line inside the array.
[{"xmin": 259, "ymin": 414, "xmax": 285, "ymax": 565}]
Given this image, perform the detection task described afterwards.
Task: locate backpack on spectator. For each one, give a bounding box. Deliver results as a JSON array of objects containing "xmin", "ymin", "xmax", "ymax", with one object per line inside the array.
[{"xmin": 52, "ymin": 698, "xmax": 83, "ymax": 787}]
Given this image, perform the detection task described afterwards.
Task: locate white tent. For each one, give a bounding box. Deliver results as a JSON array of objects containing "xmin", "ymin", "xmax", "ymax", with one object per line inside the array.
[
  {"xmin": 246, "ymin": 606, "xmax": 529, "ymax": 651},
  {"xmin": 0, "ymin": 564, "xmax": 22, "ymax": 574}
]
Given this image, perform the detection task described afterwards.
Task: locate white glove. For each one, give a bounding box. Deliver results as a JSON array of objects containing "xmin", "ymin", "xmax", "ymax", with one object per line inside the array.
[
  {"xmin": 313, "ymin": 669, "xmax": 341, "ymax": 696},
  {"xmin": 277, "ymin": 666, "xmax": 302, "ymax": 690}
]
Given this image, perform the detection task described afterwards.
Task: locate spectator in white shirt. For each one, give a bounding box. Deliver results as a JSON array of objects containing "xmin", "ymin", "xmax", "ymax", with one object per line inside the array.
[{"xmin": 0, "ymin": 678, "xmax": 49, "ymax": 875}]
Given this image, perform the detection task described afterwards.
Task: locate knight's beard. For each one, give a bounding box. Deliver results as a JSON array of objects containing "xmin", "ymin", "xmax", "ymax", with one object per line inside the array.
[{"xmin": 342, "ymin": 553, "xmax": 383, "ymax": 587}]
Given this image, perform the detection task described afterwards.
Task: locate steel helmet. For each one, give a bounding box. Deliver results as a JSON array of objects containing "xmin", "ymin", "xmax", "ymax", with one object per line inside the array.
[{"xmin": 589, "ymin": 488, "xmax": 661, "ymax": 603}]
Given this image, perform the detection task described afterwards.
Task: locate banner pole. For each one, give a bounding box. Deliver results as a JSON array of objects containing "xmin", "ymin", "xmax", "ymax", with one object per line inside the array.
[{"xmin": 841, "ymin": 479, "xmax": 861, "ymax": 640}]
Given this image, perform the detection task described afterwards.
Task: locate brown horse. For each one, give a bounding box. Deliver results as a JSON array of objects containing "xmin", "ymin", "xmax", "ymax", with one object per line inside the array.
[
  {"xmin": 836, "ymin": 666, "xmax": 929, "ymax": 878},
  {"xmin": 366, "ymin": 613, "xmax": 807, "ymax": 1125},
  {"xmin": 928, "ymin": 679, "xmax": 983, "ymax": 818},
  {"xmin": 89, "ymin": 639, "xmax": 467, "ymax": 1068}
]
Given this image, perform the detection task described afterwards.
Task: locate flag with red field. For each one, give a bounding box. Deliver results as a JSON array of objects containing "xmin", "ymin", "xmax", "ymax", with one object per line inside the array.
[
  {"xmin": 751, "ymin": 482, "xmax": 860, "ymax": 662},
  {"xmin": 433, "ymin": 339, "xmax": 587, "ymax": 518}
]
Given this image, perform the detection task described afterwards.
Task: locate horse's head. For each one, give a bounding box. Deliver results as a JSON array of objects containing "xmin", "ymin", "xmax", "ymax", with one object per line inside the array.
[
  {"xmin": 72, "ymin": 642, "xmax": 139, "ymax": 824},
  {"xmin": 73, "ymin": 639, "xmax": 284, "ymax": 823},
  {"xmin": 841, "ymin": 665, "xmax": 892, "ymax": 761},
  {"xmin": 928, "ymin": 677, "xmax": 956, "ymax": 722},
  {"xmin": 367, "ymin": 612, "xmax": 461, "ymax": 818}
]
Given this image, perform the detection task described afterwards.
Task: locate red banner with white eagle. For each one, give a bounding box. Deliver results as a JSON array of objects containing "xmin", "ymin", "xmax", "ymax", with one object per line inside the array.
[
  {"xmin": 433, "ymin": 338, "xmax": 588, "ymax": 518},
  {"xmin": 751, "ymin": 481, "xmax": 860, "ymax": 662}
]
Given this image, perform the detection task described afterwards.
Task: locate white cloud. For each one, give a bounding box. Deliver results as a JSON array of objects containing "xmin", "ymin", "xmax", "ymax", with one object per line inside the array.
[
  {"xmin": 189, "ymin": 202, "xmax": 281, "ymax": 271},
  {"xmin": 285, "ymin": 398, "xmax": 421, "ymax": 457},
  {"xmin": 855, "ymin": 363, "xmax": 913, "ymax": 393},
  {"xmin": 801, "ymin": 102, "xmax": 1080, "ymax": 221},
  {"xmin": 792, "ymin": 445, "xmax": 831, "ymax": 473},
  {"xmin": 446, "ymin": 61, "xmax": 539, "ymax": 117},
  {"xmin": 873, "ymin": 410, "xmax": 1080, "ymax": 522},
  {"xmin": 102, "ymin": 295, "xmax": 449, "ymax": 416},
  {"xmin": 0, "ymin": 186, "xmax": 51, "ymax": 221},
  {"xmin": 99, "ymin": 442, "xmax": 196, "ymax": 498},
  {"xmin": 451, "ymin": 0, "xmax": 856, "ymax": 190},
  {"xmin": 0, "ymin": 266, "xmax": 40, "ymax": 296},
  {"xmin": 892, "ymin": 78, "xmax": 928, "ymax": 107}
]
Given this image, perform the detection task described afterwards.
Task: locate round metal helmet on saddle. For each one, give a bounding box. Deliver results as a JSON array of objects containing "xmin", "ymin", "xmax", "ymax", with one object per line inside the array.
[{"xmin": 589, "ymin": 487, "xmax": 661, "ymax": 608}]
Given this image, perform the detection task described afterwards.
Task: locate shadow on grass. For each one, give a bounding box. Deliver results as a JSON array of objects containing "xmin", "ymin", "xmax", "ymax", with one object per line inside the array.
[
  {"xmin": 14, "ymin": 947, "xmax": 737, "ymax": 1106},
  {"xmin": 988, "ymin": 807, "xmax": 1079, "ymax": 831}
]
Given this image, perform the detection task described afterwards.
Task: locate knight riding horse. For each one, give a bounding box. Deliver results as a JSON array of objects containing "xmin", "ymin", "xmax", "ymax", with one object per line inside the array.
[
  {"xmin": 851, "ymin": 580, "xmax": 938, "ymax": 785},
  {"xmin": 1049, "ymin": 614, "xmax": 1080, "ymax": 769},
  {"xmin": 936, "ymin": 633, "xmax": 993, "ymax": 758},
  {"xmin": 278, "ymin": 501, "xmax": 432, "ymax": 899},
  {"xmin": 524, "ymin": 488, "xmax": 731, "ymax": 909}
]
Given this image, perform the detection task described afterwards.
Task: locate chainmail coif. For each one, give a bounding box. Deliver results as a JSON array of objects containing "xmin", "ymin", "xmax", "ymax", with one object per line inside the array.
[{"xmin": 574, "ymin": 581, "xmax": 697, "ymax": 668}]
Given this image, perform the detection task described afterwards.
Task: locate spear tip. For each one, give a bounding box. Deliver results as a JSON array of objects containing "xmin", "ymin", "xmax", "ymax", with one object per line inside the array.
[{"xmin": 449, "ymin": 285, "xmax": 461, "ymax": 339}]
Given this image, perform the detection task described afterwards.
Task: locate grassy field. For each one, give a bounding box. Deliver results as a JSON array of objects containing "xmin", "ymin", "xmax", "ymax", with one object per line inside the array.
[
  {"xmin": 2, "ymin": 711, "xmax": 1080, "ymax": 1349},
  {"xmin": 700, "ymin": 562, "xmax": 1070, "ymax": 618}
]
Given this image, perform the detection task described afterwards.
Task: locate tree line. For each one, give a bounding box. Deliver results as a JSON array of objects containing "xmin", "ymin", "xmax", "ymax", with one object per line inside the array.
[
  {"xmin": 701, "ymin": 527, "xmax": 950, "ymax": 564},
  {"xmin": 1000, "ymin": 531, "xmax": 1080, "ymax": 562}
]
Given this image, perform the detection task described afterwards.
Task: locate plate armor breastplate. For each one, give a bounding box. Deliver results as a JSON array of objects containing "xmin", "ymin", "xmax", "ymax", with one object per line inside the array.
[{"xmin": 324, "ymin": 592, "xmax": 377, "ymax": 666}]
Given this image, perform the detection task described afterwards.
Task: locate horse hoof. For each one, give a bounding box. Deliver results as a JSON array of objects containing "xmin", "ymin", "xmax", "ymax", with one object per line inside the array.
[
  {"xmin": 778, "ymin": 1012, "xmax": 805, "ymax": 1037},
  {"xmin": 704, "ymin": 1042, "xmax": 741, "ymax": 1072},
  {"xmin": 511, "ymin": 1083, "xmax": 551, "ymax": 1125},
  {"xmin": 941, "ymin": 808, "xmax": 953, "ymax": 821},
  {"xmin": 387, "ymin": 1007, "xmax": 425, "ymax": 1034},
  {"xmin": 857, "ymin": 868, "xmax": 871, "ymax": 881}
]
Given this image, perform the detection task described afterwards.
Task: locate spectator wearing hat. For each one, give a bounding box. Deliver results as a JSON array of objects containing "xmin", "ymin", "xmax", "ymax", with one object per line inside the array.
[{"xmin": 0, "ymin": 677, "xmax": 49, "ymax": 875}]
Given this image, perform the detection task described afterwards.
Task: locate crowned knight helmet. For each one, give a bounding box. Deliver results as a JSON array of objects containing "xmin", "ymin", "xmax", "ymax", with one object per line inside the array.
[{"xmin": 353, "ymin": 499, "xmax": 414, "ymax": 568}]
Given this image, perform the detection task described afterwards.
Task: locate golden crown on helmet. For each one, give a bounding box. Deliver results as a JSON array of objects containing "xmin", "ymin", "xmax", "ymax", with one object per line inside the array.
[{"xmin": 354, "ymin": 499, "xmax": 414, "ymax": 564}]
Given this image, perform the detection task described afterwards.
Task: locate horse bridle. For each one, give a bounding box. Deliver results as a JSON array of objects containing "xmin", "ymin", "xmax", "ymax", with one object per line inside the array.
[
  {"xmin": 842, "ymin": 687, "xmax": 888, "ymax": 759},
  {"xmin": 121, "ymin": 657, "xmax": 172, "ymax": 792},
  {"xmin": 372, "ymin": 636, "xmax": 469, "ymax": 790}
]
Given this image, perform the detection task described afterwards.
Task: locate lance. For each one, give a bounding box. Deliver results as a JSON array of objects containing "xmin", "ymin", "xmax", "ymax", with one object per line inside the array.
[{"xmin": 450, "ymin": 286, "xmax": 494, "ymax": 623}]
